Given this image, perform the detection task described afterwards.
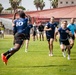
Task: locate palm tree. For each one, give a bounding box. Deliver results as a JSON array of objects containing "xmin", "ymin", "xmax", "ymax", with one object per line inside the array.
[
  {"xmin": 34, "ymin": 0, "xmax": 40, "ymax": 10},
  {"xmin": 39, "ymin": 0, "xmax": 45, "ymax": 10},
  {"xmin": 0, "ymin": 3, "xmax": 4, "ymax": 14},
  {"xmin": 9, "ymin": 0, "xmax": 21, "ymax": 13},
  {"xmin": 34, "ymin": 0, "xmax": 45, "ymax": 10},
  {"xmin": 49, "ymin": 0, "xmax": 58, "ymax": 8}
]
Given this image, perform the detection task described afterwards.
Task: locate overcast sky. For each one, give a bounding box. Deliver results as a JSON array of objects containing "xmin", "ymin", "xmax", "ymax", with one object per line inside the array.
[{"xmin": 0, "ymin": 0, "xmax": 50, "ymax": 11}]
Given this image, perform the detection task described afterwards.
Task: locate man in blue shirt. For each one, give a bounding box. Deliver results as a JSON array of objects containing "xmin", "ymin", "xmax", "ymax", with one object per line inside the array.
[
  {"xmin": 67, "ymin": 18, "xmax": 76, "ymax": 49},
  {"xmin": 55, "ymin": 21, "xmax": 72, "ymax": 60},
  {"xmin": 24, "ymin": 17, "xmax": 33, "ymax": 52},
  {"xmin": 1, "ymin": 11, "xmax": 28, "ymax": 65},
  {"xmin": 44, "ymin": 16, "xmax": 58, "ymax": 56}
]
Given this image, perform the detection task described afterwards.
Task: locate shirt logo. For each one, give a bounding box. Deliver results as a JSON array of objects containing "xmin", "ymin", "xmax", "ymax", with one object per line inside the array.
[{"xmin": 16, "ymin": 22, "xmax": 23, "ymax": 27}]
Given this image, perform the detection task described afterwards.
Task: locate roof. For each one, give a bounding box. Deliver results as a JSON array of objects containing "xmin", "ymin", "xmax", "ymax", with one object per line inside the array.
[
  {"xmin": 0, "ymin": 6, "xmax": 76, "ymax": 19},
  {"xmin": 0, "ymin": 14, "xmax": 13, "ymax": 19},
  {"xmin": 26, "ymin": 5, "xmax": 76, "ymax": 18}
]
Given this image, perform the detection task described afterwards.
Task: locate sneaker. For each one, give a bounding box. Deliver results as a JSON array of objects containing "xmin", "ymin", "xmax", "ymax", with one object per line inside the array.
[
  {"xmin": 49, "ymin": 53, "xmax": 53, "ymax": 56},
  {"xmin": 25, "ymin": 49, "xmax": 28, "ymax": 53},
  {"xmin": 67, "ymin": 55, "xmax": 70, "ymax": 60},
  {"xmin": 1, "ymin": 53, "xmax": 8, "ymax": 65},
  {"xmin": 62, "ymin": 52, "xmax": 66, "ymax": 57}
]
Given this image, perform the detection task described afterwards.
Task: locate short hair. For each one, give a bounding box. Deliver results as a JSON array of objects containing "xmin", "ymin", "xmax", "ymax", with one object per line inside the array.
[
  {"xmin": 71, "ymin": 18, "xmax": 75, "ymax": 22},
  {"xmin": 64, "ymin": 20, "xmax": 67, "ymax": 23},
  {"xmin": 50, "ymin": 16, "xmax": 55, "ymax": 20},
  {"xmin": 18, "ymin": 11, "xmax": 26, "ymax": 18},
  {"xmin": 61, "ymin": 20, "xmax": 67, "ymax": 24},
  {"xmin": 51, "ymin": 16, "xmax": 54, "ymax": 18}
]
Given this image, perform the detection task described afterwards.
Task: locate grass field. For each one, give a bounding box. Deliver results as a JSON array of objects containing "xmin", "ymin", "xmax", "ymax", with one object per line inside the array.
[{"xmin": 0, "ymin": 35, "xmax": 76, "ymax": 75}]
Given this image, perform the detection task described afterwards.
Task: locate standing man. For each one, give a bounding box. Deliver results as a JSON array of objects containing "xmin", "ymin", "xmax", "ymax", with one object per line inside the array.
[
  {"xmin": 1, "ymin": 11, "xmax": 28, "ymax": 65},
  {"xmin": 38, "ymin": 22, "xmax": 44, "ymax": 41},
  {"xmin": 67, "ymin": 18, "xmax": 76, "ymax": 49},
  {"xmin": 32, "ymin": 22, "xmax": 38, "ymax": 41},
  {"xmin": 24, "ymin": 17, "xmax": 33, "ymax": 52},
  {"xmin": 44, "ymin": 16, "xmax": 58, "ymax": 56}
]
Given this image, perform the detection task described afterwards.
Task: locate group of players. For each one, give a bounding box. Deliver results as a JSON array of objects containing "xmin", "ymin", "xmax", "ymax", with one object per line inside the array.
[
  {"xmin": 1, "ymin": 11, "xmax": 76, "ymax": 65},
  {"xmin": 45, "ymin": 17, "xmax": 76, "ymax": 60}
]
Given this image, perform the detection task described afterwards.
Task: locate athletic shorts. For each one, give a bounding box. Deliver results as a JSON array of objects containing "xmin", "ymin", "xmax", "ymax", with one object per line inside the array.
[
  {"xmin": 68, "ymin": 34, "xmax": 75, "ymax": 40},
  {"xmin": 59, "ymin": 39, "xmax": 70, "ymax": 45},
  {"xmin": 14, "ymin": 33, "xmax": 25, "ymax": 45},
  {"xmin": 71, "ymin": 35, "xmax": 75, "ymax": 40},
  {"xmin": 46, "ymin": 35, "xmax": 54, "ymax": 41},
  {"xmin": 33, "ymin": 31, "xmax": 37, "ymax": 36},
  {"xmin": 39, "ymin": 31, "xmax": 44, "ymax": 35},
  {"xmin": 0, "ymin": 31, "xmax": 1, "ymax": 34},
  {"xmin": 25, "ymin": 34, "xmax": 30, "ymax": 40}
]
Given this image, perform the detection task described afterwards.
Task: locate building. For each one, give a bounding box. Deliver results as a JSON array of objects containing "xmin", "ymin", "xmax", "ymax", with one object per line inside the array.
[{"xmin": 58, "ymin": 0, "xmax": 76, "ymax": 7}]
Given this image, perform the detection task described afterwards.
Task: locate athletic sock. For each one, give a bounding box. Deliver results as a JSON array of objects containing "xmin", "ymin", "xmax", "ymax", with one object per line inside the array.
[
  {"xmin": 4, "ymin": 48, "xmax": 13, "ymax": 55},
  {"xmin": 5, "ymin": 48, "xmax": 17, "ymax": 60},
  {"xmin": 3, "ymin": 51, "xmax": 10, "ymax": 56}
]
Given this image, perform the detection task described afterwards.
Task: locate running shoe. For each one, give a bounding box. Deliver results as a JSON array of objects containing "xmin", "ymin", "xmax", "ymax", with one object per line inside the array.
[
  {"xmin": 25, "ymin": 49, "xmax": 28, "ymax": 53},
  {"xmin": 49, "ymin": 53, "xmax": 53, "ymax": 56},
  {"xmin": 62, "ymin": 52, "xmax": 66, "ymax": 57},
  {"xmin": 67, "ymin": 55, "xmax": 70, "ymax": 60},
  {"xmin": 1, "ymin": 53, "xmax": 8, "ymax": 65}
]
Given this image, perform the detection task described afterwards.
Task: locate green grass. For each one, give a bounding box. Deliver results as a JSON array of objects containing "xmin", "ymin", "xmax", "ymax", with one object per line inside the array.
[{"xmin": 0, "ymin": 35, "xmax": 76, "ymax": 75}]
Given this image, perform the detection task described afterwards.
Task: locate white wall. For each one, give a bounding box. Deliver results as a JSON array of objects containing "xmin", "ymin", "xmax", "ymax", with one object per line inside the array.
[
  {"xmin": 0, "ymin": 18, "xmax": 12, "ymax": 30},
  {"xmin": 58, "ymin": 0, "xmax": 76, "ymax": 7}
]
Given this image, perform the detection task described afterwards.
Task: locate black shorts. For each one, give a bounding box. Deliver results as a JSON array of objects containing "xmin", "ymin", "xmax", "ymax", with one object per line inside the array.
[
  {"xmin": 71, "ymin": 35, "xmax": 75, "ymax": 40},
  {"xmin": 0, "ymin": 31, "xmax": 1, "ymax": 34},
  {"xmin": 68, "ymin": 34, "xmax": 75, "ymax": 40},
  {"xmin": 59, "ymin": 39, "xmax": 70, "ymax": 45},
  {"xmin": 14, "ymin": 33, "xmax": 25, "ymax": 45},
  {"xmin": 46, "ymin": 35, "xmax": 54, "ymax": 41},
  {"xmin": 33, "ymin": 31, "xmax": 36, "ymax": 36},
  {"xmin": 25, "ymin": 34, "xmax": 30, "ymax": 40}
]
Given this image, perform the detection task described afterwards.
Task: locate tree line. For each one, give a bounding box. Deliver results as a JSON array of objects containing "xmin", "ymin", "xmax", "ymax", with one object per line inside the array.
[{"xmin": 0, "ymin": 0, "xmax": 58, "ymax": 13}]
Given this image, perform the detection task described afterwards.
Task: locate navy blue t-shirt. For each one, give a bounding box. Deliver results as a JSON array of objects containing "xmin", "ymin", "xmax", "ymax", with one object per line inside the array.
[
  {"xmin": 58, "ymin": 27, "xmax": 70, "ymax": 41},
  {"xmin": 13, "ymin": 18, "xmax": 28, "ymax": 34},
  {"xmin": 46, "ymin": 22, "xmax": 58, "ymax": 37},
  {"xmin": 25, "ymin": 24, "xmax": 33, "ymax": 35}
]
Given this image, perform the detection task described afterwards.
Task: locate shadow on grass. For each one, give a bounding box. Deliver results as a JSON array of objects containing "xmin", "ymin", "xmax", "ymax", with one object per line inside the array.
[
  {"xmin": 71, "ymin": 58, "xmax": 76, "ymax": 60},
  {"xmin": 8, "ymin": 65, "xmax": 69, "ymax": 68}
]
